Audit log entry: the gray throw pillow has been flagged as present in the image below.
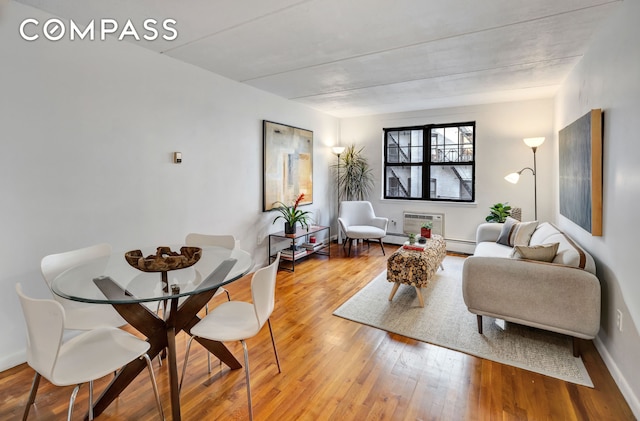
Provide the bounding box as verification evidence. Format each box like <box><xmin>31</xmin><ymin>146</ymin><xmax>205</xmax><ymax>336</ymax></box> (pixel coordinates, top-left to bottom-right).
<box><xmin>510</xmin><ymin>242</ymin><xmax>560</xmax><ymax>262</ymax></box>
<box><xmin>496</xmin><ymin>217</ymin><xmax>518</xmax><ymax>246</ymax></box>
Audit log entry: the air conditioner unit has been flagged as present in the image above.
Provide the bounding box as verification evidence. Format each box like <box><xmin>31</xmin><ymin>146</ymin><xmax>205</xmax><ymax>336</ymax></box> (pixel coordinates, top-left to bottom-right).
<box><xmin>403</xmin><ymin>212</ymin><xmax>444</xmax><ymax>237</ymax></box>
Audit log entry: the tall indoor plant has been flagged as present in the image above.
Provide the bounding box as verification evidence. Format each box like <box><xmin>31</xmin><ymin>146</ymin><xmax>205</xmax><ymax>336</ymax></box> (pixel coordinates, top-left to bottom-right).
<box><xmin>271</xmin><ymin>193</ymin><xmax>312</xmax><ymax>234</ymax></box>
<box><xmin>333</xmin><ymin>144</ymin><xmax>375</xmax><ymax>202</ymax></box>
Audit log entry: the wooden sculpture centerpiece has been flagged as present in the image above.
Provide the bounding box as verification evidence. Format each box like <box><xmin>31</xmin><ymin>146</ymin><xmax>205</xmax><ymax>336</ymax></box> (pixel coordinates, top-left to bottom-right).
<box><xmin>125</xmin><ymin>246</ymin><xmax>202</xmax><ymax>292</ymax></box>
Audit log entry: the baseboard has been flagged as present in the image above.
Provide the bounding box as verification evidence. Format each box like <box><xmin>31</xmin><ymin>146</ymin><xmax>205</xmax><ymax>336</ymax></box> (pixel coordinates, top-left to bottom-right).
<box><xmin>383</xmin><ymin>233</ymin><xmax>475</xmax><ymax>255</ymax></box>
<box><xmin>593</xmin><ymin>336</ymin><xmax>640</xmax><ymax>418</ymax></box>
<box><xmin>0</xmin><ymin>349</ymin><xmax>26</xmax><ymax>372</ymax></box>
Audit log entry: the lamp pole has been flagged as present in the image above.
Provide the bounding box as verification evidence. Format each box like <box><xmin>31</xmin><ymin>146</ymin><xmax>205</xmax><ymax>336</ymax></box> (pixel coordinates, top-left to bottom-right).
<box><xmin>532</xmin><ymin>146</ymin><xmax>538</xmax><ymax>221</ymax></box>
<box><xmin>504</xmin><ymin>137</ymin><xmax>544</xmax><ymax>221</ymax></box>
<box><xmin>332</xmin><ymin>146</ymin><xmax>345</xmax><ymax>243</ymax></box>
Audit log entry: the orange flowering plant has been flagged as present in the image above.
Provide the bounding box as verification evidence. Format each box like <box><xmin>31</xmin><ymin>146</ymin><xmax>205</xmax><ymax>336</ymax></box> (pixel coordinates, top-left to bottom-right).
<box><xmin>271</xmin><ymin>193</ymin><xmax>312</xmax><ymax>230</ymax></box>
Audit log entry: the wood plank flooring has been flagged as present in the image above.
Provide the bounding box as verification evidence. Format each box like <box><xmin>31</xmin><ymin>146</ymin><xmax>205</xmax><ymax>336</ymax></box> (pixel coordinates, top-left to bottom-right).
<box><xmin>0</xmin><ymin>242</ymin><xmax>634</xmax><ymax>420</ymax></box>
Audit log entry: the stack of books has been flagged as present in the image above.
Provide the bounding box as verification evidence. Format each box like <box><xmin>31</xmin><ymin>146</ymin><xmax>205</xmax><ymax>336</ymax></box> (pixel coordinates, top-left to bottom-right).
<box><xmin>300</xmin><ymin>242</ymin><xmax>325</xmax><ymax>252</ymax></box>
<box><xmin>402</xmin><ymin>241</ymin><xmax>427</xmax><ymax>251</ymax></box>
<box><xmin>280</xmin><ymin>247</ymin><xmax>307</xmax><ymax>260</ymax></box>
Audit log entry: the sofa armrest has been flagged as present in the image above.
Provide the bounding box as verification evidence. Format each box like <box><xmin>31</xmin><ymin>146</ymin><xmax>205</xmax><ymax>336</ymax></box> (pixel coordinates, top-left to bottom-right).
<box><xmin>476</xmin><ymin>223</ymin><xmax>503</xmax><ymax>243</ymax></box>
<box><xmin>462</xmin><ymin>256</ymin><xmax>601</xmax><ymax>339</ymax></box>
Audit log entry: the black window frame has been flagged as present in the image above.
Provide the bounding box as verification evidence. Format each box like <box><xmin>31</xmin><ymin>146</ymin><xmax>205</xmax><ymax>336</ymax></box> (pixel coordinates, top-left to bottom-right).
<box><xmin>383</xmin><ymin>121</ymin><xmax>475</xmax><ymax>202</ymax></box>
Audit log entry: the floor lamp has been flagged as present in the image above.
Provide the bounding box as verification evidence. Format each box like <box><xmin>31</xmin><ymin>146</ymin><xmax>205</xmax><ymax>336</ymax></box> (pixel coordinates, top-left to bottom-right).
<box><xmin>332</xmin><ymin>146</ymin><xmax>345</xmax><ymax>243</ymax></box>
<box><xmin>504</xmin><ymin>137</ymin><xmax>544</xmax><ymax>220</ymax></box>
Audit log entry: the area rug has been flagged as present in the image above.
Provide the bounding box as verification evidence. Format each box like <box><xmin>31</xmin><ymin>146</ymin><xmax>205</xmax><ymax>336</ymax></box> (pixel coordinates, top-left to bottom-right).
<box><xmin>333</xmin><ymin>255</ymin><xmax>593</xmax><ymax>387</ymax></box>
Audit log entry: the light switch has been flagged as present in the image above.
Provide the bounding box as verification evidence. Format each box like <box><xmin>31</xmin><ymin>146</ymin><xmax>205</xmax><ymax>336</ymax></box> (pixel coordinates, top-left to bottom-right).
<box><xmin>173</xmin><ymin>152</ymin><xmax>182</xmax><ymax>164</ymax></box>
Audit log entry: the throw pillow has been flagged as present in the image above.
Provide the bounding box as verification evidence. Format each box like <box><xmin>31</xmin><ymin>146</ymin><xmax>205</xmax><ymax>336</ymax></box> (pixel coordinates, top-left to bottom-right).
<box><xmin>510</xmin><ymin>242</ymin><xmax>560</xmax><ymax>262</ymax></box>
<box><xmin>509</xmin><ymin>220</ymin><xmax>538</xmax><ymax>246</ymax></box>
<box><xmin>496</xmin><ymin>217</ymin><xmax>538</xmax><ymax>246</ymax></box>
<box><xmin>496</xmin><ymin>216</ymin><xmax>518</xmax><ymax>246</ymax></box>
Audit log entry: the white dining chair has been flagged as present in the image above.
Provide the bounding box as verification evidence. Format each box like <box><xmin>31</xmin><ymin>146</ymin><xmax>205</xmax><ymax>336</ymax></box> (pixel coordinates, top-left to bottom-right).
<box><xmin>185</xmin><ymin>233</ymin><xmax>236</xmax><ymax>302</ymax></box>
<box><xmin>184</xmin><ymin>233</ymin><xmax>236</xmax><ymax>371</ymax></box>
<box><xmin>40</xmin><ymin>243</ymin><xmax>127</xmax><ymax>330</ymax></box>
<box><xmin>16</xmin><ymin>283</ymin><xmax>165</xmax><ymax>421</ymax></box>
<box><xmin>179</xmin><ymin>253</ymin><xmax>282</xmax><ymax>421</ymax></box>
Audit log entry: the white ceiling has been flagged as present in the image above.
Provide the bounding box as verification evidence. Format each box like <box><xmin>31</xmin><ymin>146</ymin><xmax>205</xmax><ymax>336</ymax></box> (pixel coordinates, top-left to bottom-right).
<box><xmin>17</xmin><ymin>0</ymin><xmax>622</xmax><ymax>117</ymax></box>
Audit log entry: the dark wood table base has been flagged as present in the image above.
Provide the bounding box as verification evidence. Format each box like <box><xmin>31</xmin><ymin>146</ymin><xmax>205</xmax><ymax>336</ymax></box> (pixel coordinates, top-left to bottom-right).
<box><xmin>90</xmin><ymin>259</ymin><xmax>240</xmax><ymax>421</ymax></box>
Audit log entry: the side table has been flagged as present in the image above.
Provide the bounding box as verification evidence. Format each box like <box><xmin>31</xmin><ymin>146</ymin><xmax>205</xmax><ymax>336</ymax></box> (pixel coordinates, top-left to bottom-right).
<box><xmin>268</xmin><ymin>225</ymin><xmax>330</xmax><ymax>271</ymax></box>
<box><xmin>387</xmin><ymin>234</ymin><xmax>446</xmax><ymax>307</ymax></box>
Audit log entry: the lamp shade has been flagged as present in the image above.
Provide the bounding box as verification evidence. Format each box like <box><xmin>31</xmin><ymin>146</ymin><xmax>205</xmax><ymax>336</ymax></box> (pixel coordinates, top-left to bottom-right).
<box><xmin>504</xmin><ymin>172</ymin><xmax>520</xmax><ymax>184</ymax></box>
<box><xmin>523</xmin><ymin>137</ymin><xmax>545</xmax><ymax>148</ymax></box>
<box><xmin>332</xmin><ymin>146</ymin><xmax>345</xmax><ymax>155</ymax></box>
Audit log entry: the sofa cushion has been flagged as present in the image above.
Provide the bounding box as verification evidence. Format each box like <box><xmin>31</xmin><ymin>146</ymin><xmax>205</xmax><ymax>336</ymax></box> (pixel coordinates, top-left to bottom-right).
<box><xmin>497</xmin><ymin>217</ymin><xmax>538</xmax><ymax>246</ymax></box>
<box><xmin>529</xmin><ymin>222</ymin><xmax>596</xmax><ymax>274</ymax></box>
<box><xmin>510</xmin><ymin>242</ymin><xmax>560</xmax><ymax>262</ymax></box>
<box><xmin>473</xmin><ymin>241</ymin><xmax>513</xmax><ymax>258</ymax></box>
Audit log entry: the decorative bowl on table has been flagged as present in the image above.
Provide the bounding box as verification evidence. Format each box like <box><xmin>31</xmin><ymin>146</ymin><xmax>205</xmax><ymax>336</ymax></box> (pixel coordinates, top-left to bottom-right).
<box><xmin>124</xmin><ymin>246</ymin><xmax>202</xmax><ymax>272</ymax></box>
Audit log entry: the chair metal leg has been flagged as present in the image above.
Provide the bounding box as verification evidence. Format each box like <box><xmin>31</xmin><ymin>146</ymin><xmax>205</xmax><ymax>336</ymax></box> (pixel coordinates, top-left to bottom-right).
<box><xmin>347</xmin><ymin>238</ymin><xmax>353</xmax><ymax>256</ymax></box>
<box><xmin>205</xmin><ymin>304</ymin><xmax>211</xmax><ymax>373</ymax></box>
<box><xmin>267</xmin><ymin>319</ymin><xmax>281</xmax><ymax>373</ymax></box>
<box><xmin>142</xmin><ymin>354</ymin><xmax>165</xmax><ymax>420</ymax></box>
<box><xmin>241</xmin><ymin>340</ymin><xmax>253</xmax><ymax>421</ymax></box>
<box><xmin>22</xmin><ymin>372</ymin><xmax>41</xmax><ymax>421</ymax></box>
<box><xmin>88</xmin><ymin>380</ymin><xmax>94</xmax><ymax>421</ymax></box>
<box><xmin>378</xmin><ymin>239</ymin><xmax>385</xmax><ymax>255</ymax></box>
<box><xmin>68</xmin><ymin>384</ymin><xmax>81</xmax><ymax>421</ymax></box>
<box><xmin>179</xmin><ymin>336</ymin><xmax>196</xmax><ymax>392</ymax></box>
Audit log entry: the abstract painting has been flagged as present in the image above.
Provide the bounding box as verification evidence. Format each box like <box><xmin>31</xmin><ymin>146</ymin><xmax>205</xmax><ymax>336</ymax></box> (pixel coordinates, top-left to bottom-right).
<box><xmin>559</xmin><ymin>109</ymin><xmax>603</xmax><ymax>236</ymax></box>
<box><xmin>263</xmin><ymin>120</ymin><xmax>313</xmax><ymax>211</ymax></box>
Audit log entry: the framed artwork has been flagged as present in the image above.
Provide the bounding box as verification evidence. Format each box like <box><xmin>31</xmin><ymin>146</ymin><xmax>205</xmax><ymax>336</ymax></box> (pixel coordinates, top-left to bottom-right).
<box><xmin>559</xmin><ymin>109</ymin><xmax>603</xmax><ymax>236</ymax></box>
<box><xmin>263</xmin><ymin>120</ymin><xmax>313</xmax><ymax>211</ymax></box>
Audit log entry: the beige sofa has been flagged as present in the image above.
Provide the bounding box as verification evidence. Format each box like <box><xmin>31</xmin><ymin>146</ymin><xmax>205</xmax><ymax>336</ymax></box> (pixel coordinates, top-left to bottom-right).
<box><xmin>461</xmin><ymin>222</ymin><xmax>601</xmax><ymax>356</ymax></box>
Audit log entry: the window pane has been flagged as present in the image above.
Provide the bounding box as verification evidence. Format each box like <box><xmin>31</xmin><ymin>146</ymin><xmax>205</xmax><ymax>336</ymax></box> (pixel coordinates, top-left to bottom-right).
<box><xmin>385</xmin><ymin>166</ymin><xmax>422</xmax><ymax>198</ymax></box>
<box><xmin>432</xmin><ymin>126</ymin><xmax>474</xmax><ymax>163</ymax></box>
<box><xmin>386</xmin><ymin>129</ymin><xmax>423</xmax><ymax>164</ymax></box>
<box><xmin>429</xmin><ymin>165</ymin><xmax>473</xmax><ymax>200</ymax></box>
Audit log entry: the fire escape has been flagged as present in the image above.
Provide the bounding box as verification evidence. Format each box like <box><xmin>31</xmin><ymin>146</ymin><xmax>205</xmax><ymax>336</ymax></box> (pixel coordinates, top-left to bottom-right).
<box><xmin>388</xmin><ymin>133</ymin><xmax>410</xmax><ymax>197</ymax></box>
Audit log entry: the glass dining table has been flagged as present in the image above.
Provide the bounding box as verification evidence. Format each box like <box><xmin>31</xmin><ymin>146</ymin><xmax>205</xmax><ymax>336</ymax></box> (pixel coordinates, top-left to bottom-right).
<box><xmin>51</xmin><ymin>245</ymin><xmax>253</xmax><ymax>421</ymax></box>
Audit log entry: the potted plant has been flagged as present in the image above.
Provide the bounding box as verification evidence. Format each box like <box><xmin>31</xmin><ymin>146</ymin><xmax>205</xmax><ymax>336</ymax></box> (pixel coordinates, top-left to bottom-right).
<box><xmin>407</xmin><ymin>233</ymin><xmax>417</xmax><ymax>245</ymax></box>
<box><xmin>485</xmin><ymin>202</ymin><xmax>512</xmax><ymax>223</ymax></box>
<box><xmin>420</xmin><ymin>221</ymin><xmax>433</xmax><ymax>238</ymax></box>
<box><xmin>271</xmin><ymin>193</ymin><xmax>312</xmax><ymax>235</ymax></box>
<box><xmin>333</xmin><ymin>144</ymin><xmax>375</xmax><ymax>201</ymax></box>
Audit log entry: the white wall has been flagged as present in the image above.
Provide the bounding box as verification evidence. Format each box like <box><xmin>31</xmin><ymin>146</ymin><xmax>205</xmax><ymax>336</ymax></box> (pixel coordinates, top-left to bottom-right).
<box><xmin>554</xmin><ymin>0</ymin><xmax>640</xmax><ymax>415</ymax></box>
<box><xmin>339</xmin><ymin>99</ymin><xmax>555</xmax><ymax>252</ymax></box>
<box><xmin>0</xmin><ymin>1</ymin><xmax>338</xmax><ymax>370</ymax></box>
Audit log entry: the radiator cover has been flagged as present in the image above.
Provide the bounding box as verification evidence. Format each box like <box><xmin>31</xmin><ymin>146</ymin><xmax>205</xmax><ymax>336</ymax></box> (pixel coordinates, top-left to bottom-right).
<box><xmin>403</xmin><ymin>212</ymin><xmax>444</xmax><ymax>237</ymax></box>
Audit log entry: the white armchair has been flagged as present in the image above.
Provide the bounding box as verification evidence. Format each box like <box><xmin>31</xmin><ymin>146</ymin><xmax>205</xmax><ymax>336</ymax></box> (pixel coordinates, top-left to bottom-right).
<box><xmin>338</xmin><ymin>201</ymin><xmax>389</xmax><ymax>256</ymax></box>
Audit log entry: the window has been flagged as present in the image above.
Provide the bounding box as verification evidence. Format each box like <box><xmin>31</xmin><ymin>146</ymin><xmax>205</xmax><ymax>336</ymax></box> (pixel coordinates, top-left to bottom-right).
<box><xmin>384</xmin><ymin>122</ymin><xmax>475</xmax><ymax>202</ymax></box>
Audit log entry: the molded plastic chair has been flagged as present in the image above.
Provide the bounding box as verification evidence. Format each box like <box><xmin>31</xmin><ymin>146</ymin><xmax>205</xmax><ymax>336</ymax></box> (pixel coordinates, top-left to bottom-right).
<box><xmin>338</xmin><ymin>201</ymin><xmax>389</xmax><ymax>256</ymax></box>
<box><xmin>184</xmin><ymin>233</ymin><xmax>236</xmax><ymax>371</ymax></box>
<box><xmin>179</xmin><ymin>253</ymin><xmax>282</xmax><ymax>421</ymax></box>
<box><xmin>16</xmin><ymin>283</ymin><xmax>164</xmax><ymax>421</ymax></box>
<box><xmin>185</xmin><ymin>233</ymin><xmax>235</xmax><ymax>302</ymax></box>
<box><xmin>40</xmin><ymin>243</ymin><xmax>127</xmax><ymax>330</ymax></box>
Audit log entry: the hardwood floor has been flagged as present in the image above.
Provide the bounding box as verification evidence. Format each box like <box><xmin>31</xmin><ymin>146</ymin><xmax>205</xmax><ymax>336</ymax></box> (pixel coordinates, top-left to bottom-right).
<box><xmin>1</xmin><ymin>242</ymin><xmax>634</xmax><ymax>420</ymax></box>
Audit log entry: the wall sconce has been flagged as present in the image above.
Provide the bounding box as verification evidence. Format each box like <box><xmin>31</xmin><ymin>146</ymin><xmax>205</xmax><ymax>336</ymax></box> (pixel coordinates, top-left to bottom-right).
<box><xmin>504</xmin><ymin>137</ymin><xmax>544</xmax><ymax>220</ymax></box>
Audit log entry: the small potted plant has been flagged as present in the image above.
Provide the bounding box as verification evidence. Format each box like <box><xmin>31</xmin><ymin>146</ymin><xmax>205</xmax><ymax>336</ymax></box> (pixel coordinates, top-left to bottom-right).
<box><xmin>420</xmin><ymin>221</ymin><xmax>433</xmax><ymax>238</ymax></box>
<box><xmin>271</xmin><ymin>193</ymin><xmax>312</xmax><ymax>235</ymax></box>
<box><xmin>407</xmin><ymin>233</ymin><xmax>417</xmax><ymax>245</ymax></box>
<box><xmin>485</xmin><ymin>202</ymin><xmax>512</xmax><ymax>223</ymax></box>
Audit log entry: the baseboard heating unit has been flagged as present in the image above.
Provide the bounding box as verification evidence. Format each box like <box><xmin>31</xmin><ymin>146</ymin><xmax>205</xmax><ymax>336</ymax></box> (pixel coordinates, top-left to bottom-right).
<box><xmin>402</xmin><ymin>211</ymin><xmax>444</xmax><ymax>237</ymax></box>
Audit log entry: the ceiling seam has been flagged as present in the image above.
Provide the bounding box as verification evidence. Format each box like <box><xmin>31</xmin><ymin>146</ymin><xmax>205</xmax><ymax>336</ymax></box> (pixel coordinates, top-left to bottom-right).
<box><xmin>238</xmin><ymin>1</ymin><xmax>620</xmax><ymax>83</ymax></box>
<box><xmin>286</xmin><ymin>55</ymin><xmax>584</xmax><ymax>100</ymax></box>
<box><xmin>160</xmin><ymin>0</ymin><xmax>315</xmax><ymax>54</ymax></box>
